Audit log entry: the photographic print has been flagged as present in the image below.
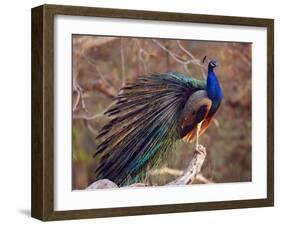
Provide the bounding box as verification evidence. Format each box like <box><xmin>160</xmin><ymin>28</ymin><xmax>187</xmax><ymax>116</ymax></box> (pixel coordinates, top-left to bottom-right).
<box><xmin>31</xmin><ymin>4</ymin><xmax>273</xmax><ymax>220</ymax></box>
<box><xmin>72</xmin><ymin>36</ymin><xmax>252</xmax><ymax>190</ymax></box>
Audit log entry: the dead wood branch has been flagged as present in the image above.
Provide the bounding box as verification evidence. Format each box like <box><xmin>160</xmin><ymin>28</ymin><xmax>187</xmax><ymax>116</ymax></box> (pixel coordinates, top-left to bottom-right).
<box><xmin>168</xmin><ymin>145</ymin><xmax>207</xmax><ymax>185</ymax></box>
<box><xmin>148</xmin><ymin>166</ymin><xmax>182</xmax><ymax>177</ymax></box>
<box><xmin>148</xmin><ymin>167</ymin><xmax>213</xmax><ymax>184</ymax></box>
<box><xmin>195</xmin><ymin>173</ymin><xmax>213</xmax><ymax>184</ymax></box>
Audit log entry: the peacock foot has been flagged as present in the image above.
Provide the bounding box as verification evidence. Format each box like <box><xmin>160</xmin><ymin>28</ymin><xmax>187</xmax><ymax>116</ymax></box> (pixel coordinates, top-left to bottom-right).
<box><xmin>195</xmin><ymin>144</ymin><xmax>207</xmax><ymax>157</ymax></box>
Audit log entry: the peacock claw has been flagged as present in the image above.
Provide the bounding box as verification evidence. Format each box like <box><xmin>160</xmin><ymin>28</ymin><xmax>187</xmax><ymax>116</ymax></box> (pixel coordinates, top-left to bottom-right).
<box><xmin>195</xmin><ymin>144</ymin><xmax>207</xmax><ymax>157</ymax></box>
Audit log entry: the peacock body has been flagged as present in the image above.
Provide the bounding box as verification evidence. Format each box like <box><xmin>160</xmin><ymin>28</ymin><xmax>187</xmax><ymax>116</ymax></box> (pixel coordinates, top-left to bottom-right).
<box><xmin>94</xmin><ymin>60</ymin><xmax>223</xmax><ymax>186</ymax></box>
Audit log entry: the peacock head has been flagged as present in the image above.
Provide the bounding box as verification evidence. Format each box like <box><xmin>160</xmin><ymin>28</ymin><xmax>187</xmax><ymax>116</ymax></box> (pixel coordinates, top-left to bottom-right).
<box><xmin>202</xmin><ymin>56</ymin><xmax>218</xmax><ymax>71</ymax></box>
<box><xmin>208</xmin><ymin>60</ymin><xmax>217</xmax><ymax>70</ymax></box>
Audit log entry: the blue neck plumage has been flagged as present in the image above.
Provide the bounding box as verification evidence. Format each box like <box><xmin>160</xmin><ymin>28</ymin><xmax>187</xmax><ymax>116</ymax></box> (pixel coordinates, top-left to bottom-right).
<box><xmin>206</xmin><ymin>67</ymin><xmax>223</xmax><ymax>107</ymax></box>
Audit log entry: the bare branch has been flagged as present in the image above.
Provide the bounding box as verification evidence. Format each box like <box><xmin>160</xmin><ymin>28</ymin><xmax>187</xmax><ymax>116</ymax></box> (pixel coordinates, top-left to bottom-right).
<box><xmin>148</xmin><ymin>166</ymin><xmax>182</xmax><ymax>177</ymax></box>
<box><xmin>152</xmin><ymin>39</ymin><xmax>189</xmax><ymax>65</ymax></box>
<box><xmin>73</xmin><ymin>101</ymin><xmax>115</xmax><ymax>120</ymax></box>
<box><xmin>152</xmin><ymin>39</ymin><xmax>207</xmax><ymax>77</ymax></box>
<box><xmin>195</xmin><ymin>173</ymin><xmax>213</xmax><ymax>184</ymax></box>
<box><xmin>73</xmin><ymin>88</ymin><xmax>81</xmax><ymax>112</ymax></box>
<box><xmin>73</xmin><ymin>79</ymin><xmax>86</xmax><ymax>111</ymax></box>
<box><xmin>176</xmin><ymin>40</ymin><xmax>207</xmax><ymax>78</ymax></box>
<box><xmin>149</xmin><ymin>166</ymin><xmax>213</xmax><ymax>184</ymax></box>
<box><xmin>134</xmin><ymin>39</ymin><xmax>148</xmax><ymax>74</ymax></box>
<box><xmin>176</xmin><ymin>40</ymin><xmax>196</xmax><ymax>59</ymax></box>
<box><xmin>168</xmin><ymin>145</ymin><xmax>207</xmax><ymax>185</ymax></box>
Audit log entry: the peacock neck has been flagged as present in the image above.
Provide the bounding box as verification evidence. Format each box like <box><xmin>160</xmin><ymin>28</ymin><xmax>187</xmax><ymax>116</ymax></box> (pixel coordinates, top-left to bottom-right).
<box><xmin>206</xmin><ymin>68</ymin><xmax>223</xmax><ymax>105</ymax></box>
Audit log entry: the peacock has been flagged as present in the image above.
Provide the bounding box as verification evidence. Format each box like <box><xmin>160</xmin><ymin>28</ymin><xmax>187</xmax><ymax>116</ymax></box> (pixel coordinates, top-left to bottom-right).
<box><xmin>94</xmin><ymin>59</ymin><xmax>223</xmax><ymax>186</ymax></box>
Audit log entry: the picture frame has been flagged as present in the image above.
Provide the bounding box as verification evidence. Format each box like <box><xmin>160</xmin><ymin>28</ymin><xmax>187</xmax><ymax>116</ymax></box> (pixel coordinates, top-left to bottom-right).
<box><xmin>31</xmin><ymin>4</ymin><xmax>274</xmax><ymax>221</ymax></box>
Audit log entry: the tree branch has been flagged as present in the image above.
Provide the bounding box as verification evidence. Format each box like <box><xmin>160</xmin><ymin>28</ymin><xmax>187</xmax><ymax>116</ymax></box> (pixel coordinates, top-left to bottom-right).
<box><xmin>168</xmin><ymin>145</ymin><xmax>207</xmax><ymax>185</ymax></box>
<box><xmin>152</xmin><ymin>39</ymin><xmax>207</xmax><ymax>78</ymax></box>
<box><xmin>134</xmin><ymin>39</ymin><xmax>149</xmax><ymax>74</ymax></box>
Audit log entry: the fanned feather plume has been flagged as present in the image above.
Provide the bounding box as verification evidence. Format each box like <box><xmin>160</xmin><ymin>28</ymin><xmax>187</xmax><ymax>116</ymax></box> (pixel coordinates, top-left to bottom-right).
<box><xmin>94</xmin><ymin>72</ymin><xmax>206</xmax><ymax>186</ymax></box>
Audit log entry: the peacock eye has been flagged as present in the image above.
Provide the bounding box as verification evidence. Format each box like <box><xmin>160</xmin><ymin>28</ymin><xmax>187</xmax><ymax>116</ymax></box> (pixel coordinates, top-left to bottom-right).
<box><xmin>210</xmin><ymin>60</ymin><xmax>217</xmax><ymax>68</ymax></box>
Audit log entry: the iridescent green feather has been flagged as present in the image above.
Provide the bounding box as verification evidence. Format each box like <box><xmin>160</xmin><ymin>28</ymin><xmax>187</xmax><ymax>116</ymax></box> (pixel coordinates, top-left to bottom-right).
<box><xmin>94</xmin><ymin>72</ymin><xmax>206</xmax><ymax>186</ymax></box>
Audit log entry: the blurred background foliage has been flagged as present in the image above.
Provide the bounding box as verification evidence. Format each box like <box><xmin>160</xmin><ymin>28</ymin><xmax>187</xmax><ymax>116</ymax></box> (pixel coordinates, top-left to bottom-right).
<box><xmin>72</xmin><ymin>35</ymin><xmax>252</xmax><ymax>189</ymax></box>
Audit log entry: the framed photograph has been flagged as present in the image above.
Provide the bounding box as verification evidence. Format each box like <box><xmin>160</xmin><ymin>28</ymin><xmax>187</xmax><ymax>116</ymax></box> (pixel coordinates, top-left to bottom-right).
<box><xmin>31</xmin><ymin>4</ymin><xmax>274</xmax><ymax>221</ymax></box>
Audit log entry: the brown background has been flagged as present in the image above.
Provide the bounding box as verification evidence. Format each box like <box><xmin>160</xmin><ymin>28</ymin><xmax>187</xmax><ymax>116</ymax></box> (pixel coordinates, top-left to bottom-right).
<box><xmin>72</xmin><ymin>36</ymin><xmax>252</xmax><ymax>189</ymax></box>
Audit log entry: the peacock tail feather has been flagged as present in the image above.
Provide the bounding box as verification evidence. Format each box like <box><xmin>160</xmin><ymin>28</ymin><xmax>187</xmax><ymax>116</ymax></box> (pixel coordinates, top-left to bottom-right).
<box><xmin>94</xmin><ymin>72</ymin><xmax>206</xmax><ymax>186</ymax></box>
